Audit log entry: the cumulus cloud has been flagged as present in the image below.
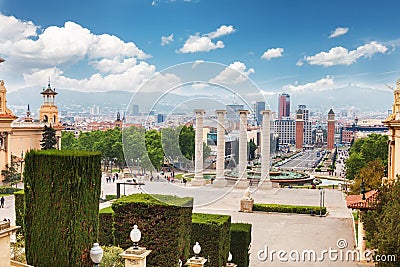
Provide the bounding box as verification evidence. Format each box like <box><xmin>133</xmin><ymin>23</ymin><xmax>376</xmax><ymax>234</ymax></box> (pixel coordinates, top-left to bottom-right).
<box><xmin>161</xmin><ymin>33</ymin><xmax>174</xmax><ymax>46</ymax></box>
<box><xmin>329</xmin><ymin>27</ymin><xmax>349</xmax><ymax>38</ymax></box>
<box><xmin>0</xmin><ymin>13</ymin><xmax>156</xmax><ymax>92</ymax></box>
<box><xmin>305</xmin><ymin>41</ymin><xmax>388</xmax><ymax>67</ymax></box>
<box><xmin>178</xmin><ymin>25</ymin><xmax>235</xmax><ymax>53</ymax></box>
<box><xmin>261</xmin><ymin>47</ymin><xmax>284</xmax><ymax>60</ymax></box>
<box><xmin>209</xmin><ymin>61</ymin><xmax>254</xmax><ymax>85</ymax></box>
<box><xmin>282</xmin><ymin>76</ymin><xmax>335</xmax><ymax>92</ymax></box>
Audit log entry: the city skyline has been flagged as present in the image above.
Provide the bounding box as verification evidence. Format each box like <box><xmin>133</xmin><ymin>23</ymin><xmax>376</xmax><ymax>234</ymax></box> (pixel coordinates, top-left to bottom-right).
<box><xmin>0</xmin><ymin>0</ymin><xmax>399</xmax><ymax>109</ymax></box>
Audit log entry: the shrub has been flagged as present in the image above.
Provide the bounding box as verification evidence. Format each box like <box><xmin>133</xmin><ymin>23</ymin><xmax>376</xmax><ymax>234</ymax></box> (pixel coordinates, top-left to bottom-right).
<box><xmin>100</xmin><ymin>246</ymin><xmax>124</xmax><ymax>267</ymax></box>
<box><xmin>230</xmin><ymin>223</ymin><xmax>251</xmax><ymax>267</ymax></box>
<box><xmin>105</xmin><ymin>195</ymin><xmax>117</xmax><ymax>201</ymax></box>
<box><xmin>191</xmin><ymin>213</ymin><xmax>231</xmax><ymax>267</ymax></box>
<box><xmin>24</xmin><ymin>150</ymin><xmax>102</xmax><ymax>267</ymax></box>
<box><xmin>253</xmin><ymin>203</ymin><xmax>327</xmax><ymax>215</ymax></box>
<box><xmin>14</xmin><ymin>190</ymin><xmax>24</xmax><ymax>234</ymax></box>
<box><xmin>99</xmin><ymin>207</ymin><xmax>114</xmax><ymax>246</ymax></box>
<box><xmin>112</xmin><ymin>194</ymin><xmax>193</xmax><ymax>267</ymax></box>
<box><xmin>0</xmin><ymin>186</ymin><xmax>22</xmax><ymax>195</ymax></box>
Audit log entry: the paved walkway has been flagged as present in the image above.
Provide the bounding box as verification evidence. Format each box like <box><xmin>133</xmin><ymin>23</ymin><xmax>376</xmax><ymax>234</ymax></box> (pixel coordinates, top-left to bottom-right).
<box><xmin>1</xmin><ymin>176</ymin><xmax>367</xmax><ymax>266</ymax></box>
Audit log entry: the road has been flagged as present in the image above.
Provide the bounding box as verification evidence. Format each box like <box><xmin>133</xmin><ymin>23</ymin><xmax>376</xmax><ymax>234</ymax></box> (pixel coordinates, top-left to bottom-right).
<box><xmin>278</xmin><ymin>150</ymin><xmax>322</xmax><ymax>171</ymax></box>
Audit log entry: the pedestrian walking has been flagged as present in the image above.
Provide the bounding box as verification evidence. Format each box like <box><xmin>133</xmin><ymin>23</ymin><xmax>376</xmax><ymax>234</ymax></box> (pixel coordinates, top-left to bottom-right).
<box><xmin>0</xmin><ymin>196</ymin><xmax>4</xmax><ymax>208</ymax></box>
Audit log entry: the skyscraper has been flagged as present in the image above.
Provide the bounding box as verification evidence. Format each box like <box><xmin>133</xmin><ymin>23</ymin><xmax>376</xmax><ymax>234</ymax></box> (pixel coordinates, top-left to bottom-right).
<box><xmin>278</xmin><ymin>93</ymin><xmax>290</xmax><ymax>120</ymax></box>
<box><xmin>255</xmin><ymin>101</ymin><xmax>265</xmax><ymax>125</ymax></box>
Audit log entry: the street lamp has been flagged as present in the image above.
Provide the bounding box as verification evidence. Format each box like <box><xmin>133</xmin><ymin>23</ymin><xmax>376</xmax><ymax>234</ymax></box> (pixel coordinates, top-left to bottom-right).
<box><xmin>90</xmin><ymin>243</ymin><xmax>103</xmax><ymax>267</ymax></box>
<box><xmin>360</xmin><ymin>180</ymin><xmax>366</xmax><ymax>200</ymax></box>
<box><xmin>130</xmin><ymin>224</ymin><xmax>141</xmax><ymax>249</ymax></box>
<box><xmin>228</xmin><ymin>251</ymin><xmax>232</xmax><ymax>262</ymax></box>
<box><xmin>193</xmin><ymin>242</ymin><xmax>201</xmax><ymax>259</ymax></box>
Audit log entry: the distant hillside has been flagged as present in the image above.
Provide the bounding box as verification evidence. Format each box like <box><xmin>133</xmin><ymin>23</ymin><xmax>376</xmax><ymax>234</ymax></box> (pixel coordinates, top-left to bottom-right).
<box><xmin>7</xmin><ymin>85</ymin><xmax>393</xmax><ymax>114</ymax></box>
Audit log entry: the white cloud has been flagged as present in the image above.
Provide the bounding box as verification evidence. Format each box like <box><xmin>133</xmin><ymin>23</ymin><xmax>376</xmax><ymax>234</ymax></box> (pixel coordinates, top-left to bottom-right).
<box><xmin>161</xmin><ymin>33</ymin><xmax>174</xmax><ymax>46</ymax></box>
<box><xmin>329</xmin><ymin>27</ymin><xmax>349</xmax><ymax>38</ymax></box>
<box><xmin>0</xmin><ymin>13</ymin><xmax>155</xmax><ymax>92</ymax></box>
<box><xmin>261</xmin><ymin>48</ymin><xmax>284</xmax><ymax>60</ymax></box>
<box><xmin>296</xmin><ymin>58</ymin><xmax>304</xmax><ymax>67</ymax></box>
<box><xmin>0</xmin><ymin>13</ymin><xmax>38</xmax><ymax>42</ymax></box>
<box><xmin>282</xmin><ymin>76</ymin><xmax>335</xmax><ymax>92</ymax></box>
<box><xmin>305</xmin><ymin>41</ymin><xmax>388</xmax><ymax>67</ymax></box>
<box><xmin>178</xmin><ymin>25</ymin><xmax>235</xmax><ymax>53</ymax></box>
<box><xmin>209</xmin><ymin>61</ymin><xmax>254</xmax><ymax>85</ymax></box>
<box><xmin>207</xmin><ymin>25</ymin><xmax>235</xmax><ymax>39</ymax></box>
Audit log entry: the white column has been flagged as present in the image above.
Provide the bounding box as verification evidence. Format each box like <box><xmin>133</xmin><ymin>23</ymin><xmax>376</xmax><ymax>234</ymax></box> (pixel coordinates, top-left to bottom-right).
<box><xmin>192</xmin><ymin>109</ymin><xmax>206</xmax><ymax>186</ymax></box>
<box><xmin>236</xmin><ymin>110</ymin><xmax>250</xmax><ymax>188</ymax></box>
<box><xmin>260</xmin><ymin>110</ymin><xmax>273</xmax><ymax>189</ymax></box>
<box><xmin>358</xmin><ymin>210</ymin><xmax>366</xmax><ymax>259</ymax></box>
<box><xmin>214</xmin><ymin>110</ymin><xmax>227</xmax><ymax>187</ymax></box>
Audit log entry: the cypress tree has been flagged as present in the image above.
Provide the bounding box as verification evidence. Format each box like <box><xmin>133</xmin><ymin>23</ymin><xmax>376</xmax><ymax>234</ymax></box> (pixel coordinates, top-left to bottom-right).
<box><xmin>40</xmin><ymin>125</ymin><xmax>57</xmax><ymax>150</ymax></box>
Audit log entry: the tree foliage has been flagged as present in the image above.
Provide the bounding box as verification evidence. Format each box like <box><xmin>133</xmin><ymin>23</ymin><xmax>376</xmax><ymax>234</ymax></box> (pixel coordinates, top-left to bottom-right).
<box><xmin>1</xmin><ymin>155</ymin><xmax>22</xmax><ymax>184</ymax></box>
<box><xmin>61</xmin><ymin>125</ymin><xmax>211</xmax><ymax>173</ymax></box>
<box><xmin>351</xmin><ymin>159</ymin><xmax>385</xmax><ymax>194</ymax></box>
<box><xmin>363</xmin><ymin>181</ymin><xmax>400</xmax><ymax>266</ymax></box>
<box><xmin>345</xmin><ymin>134</ymin><xmax>388</xmax><ymax>180</ymax></box>
<box><xmin>40</xmin><ymin>125</ymin><xmax>57</xmax><ymax>150</ymax></box>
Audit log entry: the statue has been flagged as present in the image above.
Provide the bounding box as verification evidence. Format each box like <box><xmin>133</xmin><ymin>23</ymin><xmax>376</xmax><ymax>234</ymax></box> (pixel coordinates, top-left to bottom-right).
<box><xmin>244</xmin><ymin>187</ymin><xmax>252</xmax><ymax>200</ymax></box>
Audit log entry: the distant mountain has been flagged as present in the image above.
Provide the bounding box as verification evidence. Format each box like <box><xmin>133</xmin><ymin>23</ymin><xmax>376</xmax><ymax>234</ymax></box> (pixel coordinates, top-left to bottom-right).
<box><xmin>7</xmin><ymin>85</ymin><xmax>393</xmax><ymax>114</ymax></box>
<box><xmin>290</xmin><ymin>85</ymin><xmax>392</xmax><ymax>111</ymax></box>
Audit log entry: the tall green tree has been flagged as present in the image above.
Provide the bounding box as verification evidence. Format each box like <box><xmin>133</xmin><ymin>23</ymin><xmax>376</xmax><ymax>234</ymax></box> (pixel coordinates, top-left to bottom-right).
<box><xmin>145</xmin><ymin>130</ymin><xmax>164</xmax><ymax>172</ymax></box>
<box><xmin>351</xmin><ymin>159</ymin><xmax>385</xmax><ymax>193</ymax></box>
<box><xmin>345</xmin><ymin>134</ymin><xmax>388</xmax><ymax>180</ymax></box>
<box><xmin>363</xmin><ymin>181</ymin><xmax>400</xmax><ymax>266</ymax></box>
<box><xmin>179</xmin><ymin>125</ymin><xmax>195</xmax><ymax>160</ymax></box>
<box><xmin>40</xmin><ymin>125</ymin><xmax>57</xmax><ymax>150</ymax></box>
<box><xmin>61</xmin><ymin>131</ymin><xmax>77</xmax><ymax>150</ymax></box>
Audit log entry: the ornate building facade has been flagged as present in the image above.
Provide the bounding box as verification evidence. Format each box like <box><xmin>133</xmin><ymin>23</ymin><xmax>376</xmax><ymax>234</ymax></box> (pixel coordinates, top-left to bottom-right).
<box><xmin>0</xmin><ymin>80</ymin><xmax>62</xmax><ymax>177</ymax></box>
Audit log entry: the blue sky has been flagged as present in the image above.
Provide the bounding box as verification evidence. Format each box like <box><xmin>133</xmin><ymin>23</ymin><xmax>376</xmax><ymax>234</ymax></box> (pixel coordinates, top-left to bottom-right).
<box><xmin>0</xmin><ymin>0</ymin><xmax>399</xmax><ymax>98</ymax></box>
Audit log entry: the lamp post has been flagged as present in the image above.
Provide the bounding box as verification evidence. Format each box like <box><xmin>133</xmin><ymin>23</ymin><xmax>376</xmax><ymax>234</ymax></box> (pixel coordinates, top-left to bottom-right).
<box><xmin>360</xmin><ymin>180</ymin><xmax>366</xmax><ymax>200</ymax></box>
<box><xmin>193</xmin><ymin>242</ymin><xmax>201</xmax><ymax>259</ymax></box>
<box><xmin>186</xmin><ymin>242</ymin><xmax>207</xmax><ymax>267</ymax></box>
<box><xmin>130</xmin><ymin>224</ymin><xmax>141</xmax><ymax>249</ymax></box>
<box><xmin>90</xmin><ymin>243</ymin><xmax>103</xmax><ymax>267</ymax></box>
<box><xmin>120</xmin><ymin>224</ymin><xmax>151</xmax><ymax>267</ymax></box>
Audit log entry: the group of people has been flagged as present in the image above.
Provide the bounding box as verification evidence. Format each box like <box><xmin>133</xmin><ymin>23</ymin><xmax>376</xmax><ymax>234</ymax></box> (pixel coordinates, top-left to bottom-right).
<box><xmin>106</xmin><ymin>173</ymin><xmax>119</xmax><ymax>183</ymax></box>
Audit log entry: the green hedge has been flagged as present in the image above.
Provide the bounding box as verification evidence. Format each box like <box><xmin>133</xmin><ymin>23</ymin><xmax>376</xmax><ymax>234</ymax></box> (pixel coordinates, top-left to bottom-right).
<box><xmin>230</xmin><ymin>223</ymin><xmax>251</xmax><ymax>267</ymax></box>
<box><xmin>14</xmin><ymin>190</ymin><xmax>24</xmax><ymax>234</ymax></box>
<box><xmin>24</xmin><ymin>150</ymin><xmax>102</xmax><ymax>267</ymax></box>
<box><xmin>253</xmin><ymin>203</ymin><xmax>327</xmax><ymax>215</ymax></box>
<box><xmin>99</xmin><ymin>207</ymin><xmax>114</xmax><ymax>246</ymax></box>
<box><xmin>0</xmin><ymin>186</ymin><xmax>22</xmax><ymax>195</ymax></box>
<box><xmin>105</xmin><ymin>194</ymin><xmax>117</xmax><ymax>201</ymax></box>
<box><xmin>191</xmin><ymin>213</ymin><xmax>231</xmax><ymax>267</ymax></box>
<box><xmin>112</xmin><ymin>194</ymin><xmax>193</xmax><ymax>267</ymax></box>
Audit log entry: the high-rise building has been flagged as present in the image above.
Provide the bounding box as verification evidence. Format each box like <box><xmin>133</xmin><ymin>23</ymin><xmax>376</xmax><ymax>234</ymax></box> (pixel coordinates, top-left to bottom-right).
<box><xmin>226</xmin><ymin>104</ymin><xmax>244</xmax><ymax>130</ymax></box>
<box><xmin>255</xmin><ymin>101</ymin><xmax>265</xmax><ymax>125</ymax></box>
<box><xmin>327</xmin><ymin>109</ymin><xmax>335</xmax><ymax>150</ymax></box>
<box><xmin>130</xmin><ymin>104</ymin><xmax>139</xmax><ymax>116</ymax></box>
<box><xmin>278</xmin><ymin>93</ymin><xmax>290</xmax><ymax>120</ymax></box>
<box><xmin>273</xmin><ymin>118</ymin><xmax>295</xmax><ymax>145</ymax></box>
<box><xmin>298</xmin><ymin>105</ymin><xmax>312</xmax><ymax>145</ymax></box>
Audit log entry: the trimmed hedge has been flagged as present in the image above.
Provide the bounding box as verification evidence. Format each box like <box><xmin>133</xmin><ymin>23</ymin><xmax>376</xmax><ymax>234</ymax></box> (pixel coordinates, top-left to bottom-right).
<box><xmin>112</xmin><ymin>194</ymin><xmax>193</xmax><ymax>267</ymax></box>
<box><xmin>99</xmin><ymin>207</ymin><xmax>114</xmax><ymax>246</ymax></box>
<box><xmin>24</xmin><ymin>150</ymin><xmax>102</xmax><ymax>267</ymax></box>
<box><xmin>14</xmin><ymin>190</ymin><xmax>24</xmax><ymax>234</ymax></box>
<box><xmin>0</xmin><ymin>186</ymin><xmax>22</xmax><ymax>195</ymax></box>
<box><xmin>253</xmin><ymin>203</ymin><xmax>327</xmax><ymax>215</ymax></box>
<box><xmin>191</xmin><ymin>213</ymin><xmax>231</xmax><ymax>267</ymax></box>
<box><xmin>230</xmin><ymin>223</ymin><xmax>251</xmax><ymax>267</ymax></box>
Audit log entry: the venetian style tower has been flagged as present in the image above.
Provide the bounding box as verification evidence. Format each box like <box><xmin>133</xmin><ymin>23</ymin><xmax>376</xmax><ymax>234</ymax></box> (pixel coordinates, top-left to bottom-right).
<box><xmin>327</xmin><ymin>109</ymin><xmax>335</xmax><ymax>150</ymax></box>
<box><xmin>383</xmin><ymin>79</ymin><xmax>400</xmax><ymax>181</ymax></box>
<box><xmin>295</xmin><ymin>109</ymin><xmax>304</xmax><ymax>149</ymax></box>
<box><xmin>39</xmin><ymin>80</ymin><xmax>59</xmax><ymax>125</ymax></box>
